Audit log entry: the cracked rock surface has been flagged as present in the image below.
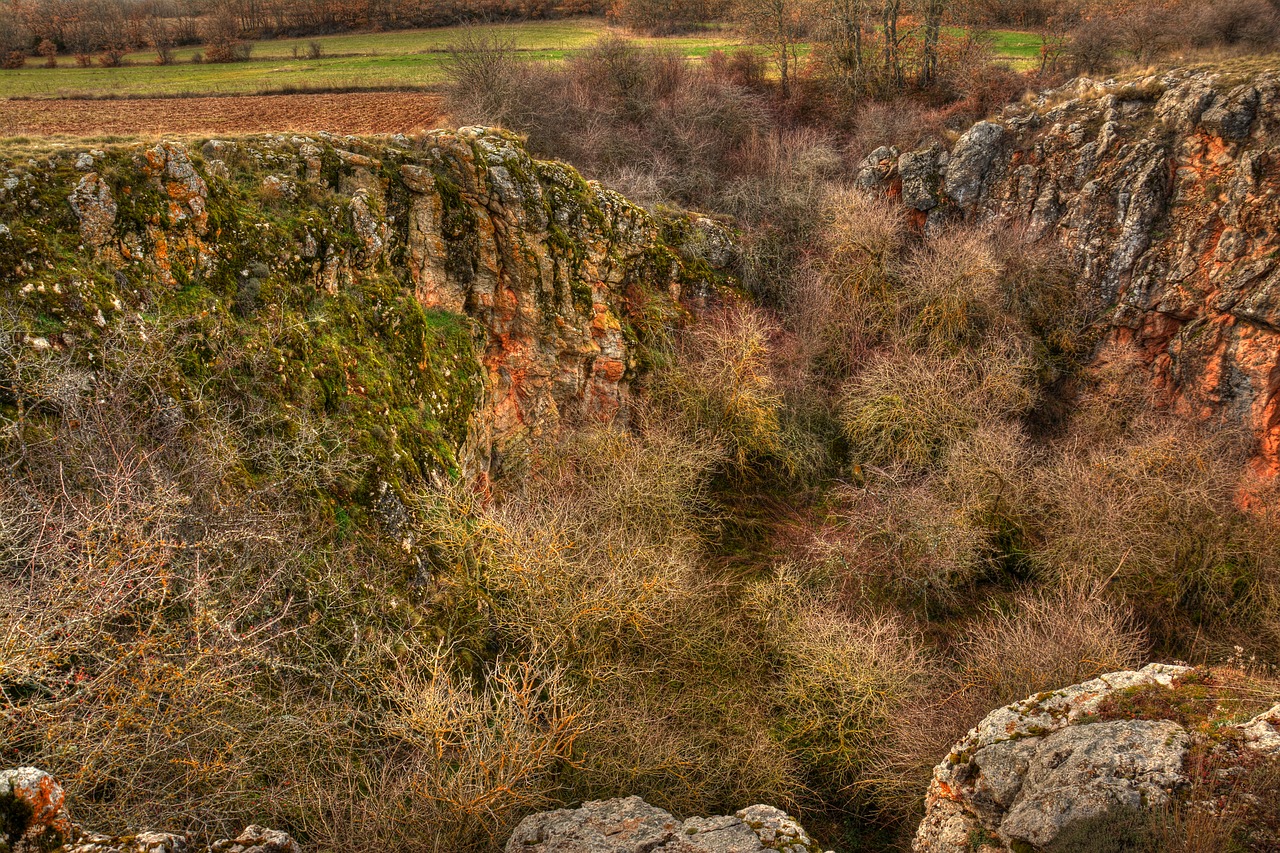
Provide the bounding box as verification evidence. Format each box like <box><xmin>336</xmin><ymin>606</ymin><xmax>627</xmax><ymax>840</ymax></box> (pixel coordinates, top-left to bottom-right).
<box><xmin>504</xmin><ymin>796</ymin><xmax>830</xmax><ymax>853</ymax></box>
<box><xmin>912</xmin><ymin>664</ymin><xmax>1280</xmax><ymax>852</ymax></box>
<box><xmin>859</xmin><ymin>65</ymin><xmax>1280</xmax><ymax>476</ymax></box>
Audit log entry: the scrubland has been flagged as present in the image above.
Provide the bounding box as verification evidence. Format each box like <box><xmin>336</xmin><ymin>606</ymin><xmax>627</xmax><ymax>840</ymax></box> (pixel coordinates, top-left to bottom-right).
<box><xmin>4</xmin><ymin>10</ymin><xmax>1280</xmax><ymax>853</ymax></box>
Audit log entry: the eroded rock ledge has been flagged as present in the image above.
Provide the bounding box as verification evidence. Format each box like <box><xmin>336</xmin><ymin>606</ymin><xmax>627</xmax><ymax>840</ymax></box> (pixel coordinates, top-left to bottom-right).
<box><xmin>912</xmin><ymin>664</ymin><xmax>1280</xmax><ymax>852</ymax></box>
<box><xmin>858</xmin><ymin>65</ymin><xmax>1280</xmax><ymax>475</ymax></box>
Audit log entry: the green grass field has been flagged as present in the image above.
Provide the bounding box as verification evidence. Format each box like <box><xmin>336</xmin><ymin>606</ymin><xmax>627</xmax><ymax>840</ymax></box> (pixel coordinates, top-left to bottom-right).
<box><xmin>0</xmin><ymin>17</ymin><xmax>1039</xmax><ymax>100</ymax></box>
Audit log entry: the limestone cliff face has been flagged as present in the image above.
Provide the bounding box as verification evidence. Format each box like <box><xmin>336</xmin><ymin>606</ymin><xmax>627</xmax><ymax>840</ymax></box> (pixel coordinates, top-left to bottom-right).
<box><xmin>857</xmin><ymin>65</ymin><xmax>1280</xmax><ymax>475</ymax></box>
<box><xmin>0</xmin><ymin>129</ymin><xmax>730</xmax><ymax>484</ymax></box>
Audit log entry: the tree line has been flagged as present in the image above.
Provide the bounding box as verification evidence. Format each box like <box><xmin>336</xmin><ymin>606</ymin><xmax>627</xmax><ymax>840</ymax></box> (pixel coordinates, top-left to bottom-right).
<box><xmin>0</xmin><ymin>0</ymin><xmax>605</xmax><ymax>65</ymax></box>
<box><xmin>619</xmin><ymin>0</ymin><xmax>1280</xmax><ymax>93</ymax></box>
<box><xmin>1</xmin><ymin>0</ymin><xmax>1277</xmax><ymax>70</ymax></box>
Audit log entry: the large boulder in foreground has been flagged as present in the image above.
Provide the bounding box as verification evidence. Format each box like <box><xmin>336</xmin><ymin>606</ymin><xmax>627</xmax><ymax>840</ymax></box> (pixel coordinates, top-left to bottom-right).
<box><xmin>505</xmin><ymin>796</ymin><xmax>829</xmax><ymax>853</ymax></box>
<box><xmin>913</xmin><ymin>664</ymin><xmax>1280</xmax><ymax>852</ymax></box>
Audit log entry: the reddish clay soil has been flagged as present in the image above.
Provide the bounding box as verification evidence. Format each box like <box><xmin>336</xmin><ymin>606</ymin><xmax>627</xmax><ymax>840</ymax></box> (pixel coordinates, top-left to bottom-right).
<box><xmin>0</xmin><ymin>92</ymin><xmax>447</xmax><ymax>137</ymax></box>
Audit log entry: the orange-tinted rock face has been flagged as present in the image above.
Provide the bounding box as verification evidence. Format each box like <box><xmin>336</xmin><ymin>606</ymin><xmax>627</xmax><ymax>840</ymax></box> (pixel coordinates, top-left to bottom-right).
<box><xmin>388</xmin><ymin>128</ymin><xmax>728</xmax><ymax>475</ymax></box>
<box><xmin>54</xmin><ymin>129</ymin><xmax>734</xmax><ymax>480</ymax></box>
<box><xmin>860</xmin><ymin>67</ymin><xmax>1280</xmax><ymax>475</ymax></box>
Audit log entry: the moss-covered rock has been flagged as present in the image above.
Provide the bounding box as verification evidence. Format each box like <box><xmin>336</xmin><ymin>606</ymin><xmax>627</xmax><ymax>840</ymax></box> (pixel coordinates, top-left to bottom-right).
<box><xmin>0</xmin><ymin>129</ymin><xmax>735</xmax><ymax>494</ymax></box>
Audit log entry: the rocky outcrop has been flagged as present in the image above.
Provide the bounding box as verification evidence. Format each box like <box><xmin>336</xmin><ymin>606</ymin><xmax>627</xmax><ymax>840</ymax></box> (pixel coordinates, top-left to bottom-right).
<box><xmin>505</xmin><ymin>797</ymin><xmax>829</xmax><ymax>853</ymax></box>
<box><xmin>859</xmin><ymin>66</ymin><xmax>1280</xmax><ymax>475</ymax></box>
<box><xmin>0</xmin><ymin>768</ymin><xmax>300</xmax><ymax>853</ymax></box>
<box><xmin>1</xmin><ymin>767</ymin><xmax>72</xmax><ymax>853</ymax></box>
<box><xmin>0</xmin><ymin>129</ymin><xmax>733</xmax><ymax>483</ymax></box>
<box><xmin>913</xmin><ymin>665</ymin><xmax>1280</xmax><ymax>852</ymax></box>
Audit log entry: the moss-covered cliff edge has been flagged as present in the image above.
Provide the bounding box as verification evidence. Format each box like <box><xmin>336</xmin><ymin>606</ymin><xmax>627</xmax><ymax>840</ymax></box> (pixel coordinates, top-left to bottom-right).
<box><xmin>0</xmin><ymin>128</ymin><xmax>733</xmax><ymax>499</ymax></box>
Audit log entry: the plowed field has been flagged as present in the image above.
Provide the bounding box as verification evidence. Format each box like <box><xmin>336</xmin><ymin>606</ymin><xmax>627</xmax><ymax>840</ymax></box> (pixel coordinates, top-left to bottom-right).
<box><xmin>0</xmin><ymin>92</ymin><xmax>445</xmax><ymax>137</ymax></box>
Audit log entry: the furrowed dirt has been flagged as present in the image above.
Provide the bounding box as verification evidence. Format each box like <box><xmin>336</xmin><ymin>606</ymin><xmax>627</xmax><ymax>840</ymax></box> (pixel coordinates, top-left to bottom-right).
<box><xmin>0</xmin><ymin>92</ymin><xmax>446</xmax><ymax>137</ymax></box>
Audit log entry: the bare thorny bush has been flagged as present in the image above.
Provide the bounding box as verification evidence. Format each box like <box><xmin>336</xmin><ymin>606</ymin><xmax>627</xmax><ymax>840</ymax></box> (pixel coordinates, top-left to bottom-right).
<box><xmin>0</xmin><ymin>317</ymin><xmax>603</xmax><ymax>850</ymax></box>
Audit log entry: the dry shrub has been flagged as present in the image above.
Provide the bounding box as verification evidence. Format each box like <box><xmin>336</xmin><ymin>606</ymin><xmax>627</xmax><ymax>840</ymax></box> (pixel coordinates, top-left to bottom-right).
<box><xmin>831</xmin><ymin>223</ymin><xmax>1080</xmax><ymax>475</ymax></box>
<box><xmin>411</xmin><ymin>425</ymin><xmax>805</xmax><ymax>817</ymax></box>
<box><xmin>655</xmin><ymin>306</ymin><xmax>787</xmax><ymax>475</ymax></box>
<box><xmin>846</xmin><ymin>98</ymin><xmax>946</xmax><ymax>157</ymax></box>
<box><xmin>857</xmin><ymin>482</ymin><xmax>994</xmax><ymax>612</ymax></box>
<box><xmin>1192</xmin><ymin>0</ymin><xmax>1280</xmax><ymax>49</ymax></box>
<box><xmin>900</xmin><ymin>229</ymin><xmax>1005</xmax><ymax>351</ymax></box>
<box><xmin>1033</xmin><ymin>417</ymin><xmax>1280</xmax><ymax>655</ymax></box>
<box><xmin>444</xmin><ymin>36</ymin><xmax>770</xmax><ymax>214</ymax></box>
<box><xmin>1069</xmin><ymin>17</ymin><xmax>1119</xmax><ymax>72</ymax></box>
<box><xmin>871</xmin><ymin>587</ymin><xmax>1147</xmax><ymax>821</ymax></box>
<box><xmin>98</xmin><ymin>47</ymin><xmax>126</xmax><ymax>67</ymax></box>
<box><xmin>1065</xmin><ymin>343</ymin><xmax>1161</xmax><ymax>442</ymax></box>
<box><xmin>958</xmin><ymin>588</ymin><xmax>1148</xmax><ymax>705</ymax></box>
<box><xmin>444</xmin><ymin>29</ymin><xmax>545</xmax><ymax>131</ymax></box>
<box><xmin>745</xmin><ymin>569</ymin><xmax>929</xmax><ymax>810</ymax></box>
<box><xmin>342</xmin><ymin>649</ymin><xmax>585</xmax><ymax>848</ymax></box>
<box><xmin>717</xmin><ymin>128</ymin><xmax>842</xmax><ymax>305</ymax></box>
<box><xmin>0</xmin><ymin>359</ymin><xmax>331</xmax><ymax>836</ymax></box>
<box><xmin>838</xmin><ymin>347</ymin><xmax>1033</xmax><ymax>471</ymax></box>
<box><xmin>793</xmin><ymin>186</ymin><xmax>905</xmax><ymax>377</ymax></box>
<box><xmin>793</xmin><ymin>425</ymin><xmax>1039</xmax><ymax>617</ymax></box>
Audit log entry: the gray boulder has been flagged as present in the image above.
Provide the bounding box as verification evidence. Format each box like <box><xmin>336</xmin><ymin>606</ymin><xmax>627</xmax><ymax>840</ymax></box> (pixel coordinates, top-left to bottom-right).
<box><xmin>997</xmin><ymin>720</ymin><xmax>1188</xmax><ymax>848</ymax></box>
<box><xmin>898</xmin><ymin>146</ymin><xmax>944</xmax><ymax>211</ymax></box>
<box><xmin>208</xmin><ymin>825</ymin><xmax>301</xmax><ymax>853</ymax></box>
<box><xmin>912</xmin><ymin>664</ymin><xmax>1280</xmax><ymax>852</ymax></box>
<box><xmin>942</xmin><ymin>121</ymin><xmax>1004</xmax><ymax>208</ymax></box>
<box><xmin>505</xmin><ymin>796</ymin><xmax>829</xmax><ymax>853</ymax></box>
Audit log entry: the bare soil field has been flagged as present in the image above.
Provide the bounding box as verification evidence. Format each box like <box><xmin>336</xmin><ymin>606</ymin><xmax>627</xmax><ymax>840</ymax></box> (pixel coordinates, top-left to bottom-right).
<box><xmin>0</xmin><ymin>92</ymin><xmax>446</xmax><ymax>138</ymax></box>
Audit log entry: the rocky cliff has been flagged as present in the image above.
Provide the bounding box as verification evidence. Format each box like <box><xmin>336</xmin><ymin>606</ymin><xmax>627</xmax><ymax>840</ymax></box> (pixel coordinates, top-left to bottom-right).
<box><xmin>857</xmin><ymin>64</ymin><xmax>1280</xmax><ymax>475</ymax></box>
<box><xmin>0</xmin><ymin>128</ymin><xmax>731</xmax><ymax>493</ymax></box>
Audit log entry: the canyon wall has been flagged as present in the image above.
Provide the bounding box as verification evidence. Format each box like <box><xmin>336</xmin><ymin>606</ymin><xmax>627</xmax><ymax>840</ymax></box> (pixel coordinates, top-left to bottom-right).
<box><xmin>0</xmin><ymin>129</ymin><xmax>732</xmax><ymax>491</ymax></box>
<box><xmin>858</xmin><ymin>65</ymin><xmax>1280</xmax><ymax>474</ymax></box>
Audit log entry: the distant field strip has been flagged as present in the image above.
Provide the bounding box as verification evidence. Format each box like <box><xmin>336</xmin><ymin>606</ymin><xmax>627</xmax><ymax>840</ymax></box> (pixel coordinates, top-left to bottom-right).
<box><xmin>0</xmin><ymin>18</ymin><xmax>1039</xmax><ymax>101</ymax></box>
<box><xmin>0</xmin><ymin>92</ymin><xmax>445</xmax><ymax>138</ymax></box>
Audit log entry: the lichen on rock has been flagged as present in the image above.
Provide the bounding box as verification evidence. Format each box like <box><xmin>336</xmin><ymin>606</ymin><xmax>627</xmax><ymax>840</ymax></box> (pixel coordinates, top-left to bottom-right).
<box><xmin>2</xmin><ymin>129</ymin><xmax>735</xmax><ymax>495</ymax></box>
<box><xmin>504</xmin><ymin>796</ymin><xmax>830</xmax><ymax>853</ymax></box>
<box><xmin>913</xmin><ymin>664</ymin><xmax>1280</xmax><ymax>852</ymax></box>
